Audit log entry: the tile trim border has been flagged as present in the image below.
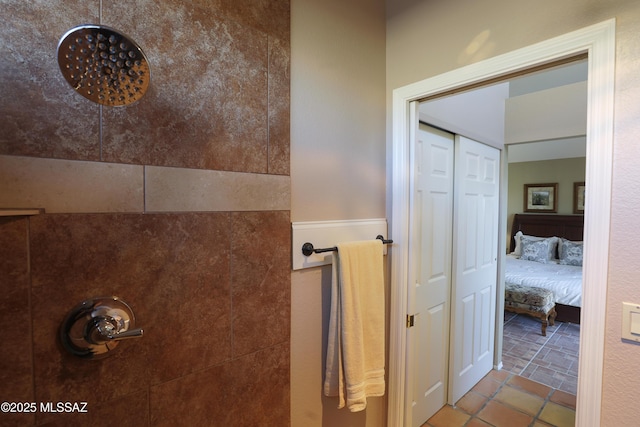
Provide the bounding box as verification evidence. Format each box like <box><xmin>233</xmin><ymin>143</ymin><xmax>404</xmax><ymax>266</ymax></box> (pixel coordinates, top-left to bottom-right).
<box><xmin>145</xmin><ymin>166</ymin><xmax>290</xmax><ymax>213</ymax></box>
<box><xmin>0</xmin><ymin>155</ymin><xmax>290</xmax><ymax>214</ymax></box>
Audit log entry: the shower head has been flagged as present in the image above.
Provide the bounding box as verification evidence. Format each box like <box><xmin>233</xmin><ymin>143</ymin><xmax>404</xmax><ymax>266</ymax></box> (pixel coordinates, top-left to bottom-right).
<box><xmin>57</xmin><ymin>24</ymin><xmax>151</xmax><ymax>107</ymax></box>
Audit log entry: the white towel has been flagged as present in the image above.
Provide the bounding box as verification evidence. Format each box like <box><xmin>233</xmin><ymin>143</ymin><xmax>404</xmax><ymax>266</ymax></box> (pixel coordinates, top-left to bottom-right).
<box><xmin>323</xmin><ymin>240</ymin><xmax>386</xmax><ymax>412</ymax></box>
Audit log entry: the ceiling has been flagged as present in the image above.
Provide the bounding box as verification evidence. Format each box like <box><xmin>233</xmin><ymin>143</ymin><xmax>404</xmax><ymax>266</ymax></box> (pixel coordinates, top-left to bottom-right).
<box><xmin>419</xmin><ymin>60</ymin><xmax>588</xmax><ymax>162</ymax></box>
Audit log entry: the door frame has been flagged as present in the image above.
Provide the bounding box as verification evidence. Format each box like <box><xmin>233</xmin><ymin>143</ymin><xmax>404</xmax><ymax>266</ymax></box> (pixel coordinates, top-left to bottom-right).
<box><xmin>388</xmin><ymin>19</ymin><xmax>615</xmax><ymax>427</ymax></box>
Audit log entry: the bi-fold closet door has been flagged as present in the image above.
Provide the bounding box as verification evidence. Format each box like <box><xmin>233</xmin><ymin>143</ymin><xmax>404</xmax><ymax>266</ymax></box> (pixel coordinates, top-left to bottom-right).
<box><xmin>407</xmin><ymin>123</ymin><xmax>500</xmax><ymax>426</ymax></box>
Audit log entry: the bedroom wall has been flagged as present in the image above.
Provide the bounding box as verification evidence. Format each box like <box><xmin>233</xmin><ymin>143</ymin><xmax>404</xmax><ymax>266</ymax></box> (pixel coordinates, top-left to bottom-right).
<box><xmin>290</xmin><ymin>0</ymin><xmax>387</xmax><ymax>426</ymax></box>
<box><xmin>387</xmin><ymin>1</ymin><xmax>640</xmax><ymax>425</ymax></box>
<box><xmin>507</xmin><ymin>157</ymin><xmax>586</xmax><ymax>244</ymax></box>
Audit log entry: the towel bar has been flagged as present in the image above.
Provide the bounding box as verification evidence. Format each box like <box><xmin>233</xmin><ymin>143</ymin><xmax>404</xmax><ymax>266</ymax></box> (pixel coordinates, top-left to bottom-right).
<box><xmin>301</xmin><ymin>235</ymin><xmax>393</xmax><ymax>257</ymax></box>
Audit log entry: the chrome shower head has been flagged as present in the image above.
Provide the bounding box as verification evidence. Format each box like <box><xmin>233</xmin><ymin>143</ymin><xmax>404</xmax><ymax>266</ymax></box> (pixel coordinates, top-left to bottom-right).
<box><xmin>57</xmin><ymin>25</ymin><xmax>151</xmax><ymax>107</ymax></box>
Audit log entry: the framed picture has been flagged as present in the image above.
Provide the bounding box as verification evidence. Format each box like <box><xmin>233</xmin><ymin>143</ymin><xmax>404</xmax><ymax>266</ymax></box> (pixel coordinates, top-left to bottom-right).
<box><xmin>524</xmin><ymin>183</ymin><xmax>558</xmax><ymax>213</ymax></box>
<box><xmin>574</xmin><ymin>181</ymin><xmax>585</xmax><ymax>214</ymax></box>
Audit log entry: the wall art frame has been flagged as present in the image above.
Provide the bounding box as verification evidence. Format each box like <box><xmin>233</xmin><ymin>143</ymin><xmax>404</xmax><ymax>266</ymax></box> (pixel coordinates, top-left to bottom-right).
<box><xmin>574</xmin><ymin>181</ymin><xmax>586</xmax><ymax>214</ymax></box>
<box><xmin>524</xmin><ymin>183</ymin><xmax>558</xmax><ymax>212</ymax></box>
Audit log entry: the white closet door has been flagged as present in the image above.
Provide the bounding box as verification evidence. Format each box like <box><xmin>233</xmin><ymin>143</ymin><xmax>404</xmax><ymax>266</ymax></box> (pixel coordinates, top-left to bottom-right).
<box><xmin>449</xmin><ymin>135</ymin><xmax>500</xmax><ymax>404</ymax></box>
<box><xmin>408</xmin><ymin>124</ymin><xmax>454</xmax><ymax>426</ymax></box>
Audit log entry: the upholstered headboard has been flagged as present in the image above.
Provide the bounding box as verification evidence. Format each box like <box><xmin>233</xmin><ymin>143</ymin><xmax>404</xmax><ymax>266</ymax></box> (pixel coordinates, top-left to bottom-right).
<box><xmin>510</xmin><ymin>214</ymin><xmax>584</xmax><ymax>253</ymax></box>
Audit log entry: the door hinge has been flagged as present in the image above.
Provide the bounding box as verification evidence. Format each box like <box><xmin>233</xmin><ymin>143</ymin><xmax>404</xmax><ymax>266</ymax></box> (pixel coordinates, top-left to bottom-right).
<box><xmin>406</xmin><ymin>314</ymin><xmax>415</xmax><ymax>328</ymax></box>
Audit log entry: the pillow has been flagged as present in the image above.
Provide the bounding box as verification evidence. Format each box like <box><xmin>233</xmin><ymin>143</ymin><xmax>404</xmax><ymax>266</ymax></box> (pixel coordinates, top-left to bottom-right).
<box><xmin>512</xmin><ymin>232</ymin><xmax>558</xmax><ymax>260</ymax></box>
<box><xmin>558</xmin><ymin>237</ymin><xmax>583</xmax><ymax>259</ymax></box>
<box><xmin>520</xmin><ymin>237</ymin><xmax>552</xmax><ymax>263</ymax></box>
<box><xmin>511</xmin><ymin>231</ymin><xmax>524</xmax><ymax>255</ymax></box>
<box><xmin>559</xmin><ymin>238</ymin><xmax>583</xmax><ymax>266</ymax></box>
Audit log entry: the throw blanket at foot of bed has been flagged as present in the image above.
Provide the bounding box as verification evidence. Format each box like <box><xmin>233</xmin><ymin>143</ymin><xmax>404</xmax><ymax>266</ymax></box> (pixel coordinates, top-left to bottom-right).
<box><xmin>505</xmin><ymin>283</ymin><xmax>556</xmax><ymax>336</ymax></box>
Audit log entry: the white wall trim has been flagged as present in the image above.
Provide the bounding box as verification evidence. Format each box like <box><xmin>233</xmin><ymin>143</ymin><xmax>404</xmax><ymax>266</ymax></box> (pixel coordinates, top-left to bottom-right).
<box><xmin>291</xmin><ymin>218</ymin><xmax>389</xmax><ymax>270</ymax></box>
<box><xmin>388</xmin><ymin>19</ymin><xmax>615</xmax><ymax>427</ymax></box>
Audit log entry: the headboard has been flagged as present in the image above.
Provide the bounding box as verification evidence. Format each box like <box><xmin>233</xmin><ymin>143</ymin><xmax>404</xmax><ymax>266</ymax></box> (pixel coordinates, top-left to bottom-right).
<box><xmin>510</xmin><ymin>214</ymin><xmax>584</xmax><ymax>253</ymax></box>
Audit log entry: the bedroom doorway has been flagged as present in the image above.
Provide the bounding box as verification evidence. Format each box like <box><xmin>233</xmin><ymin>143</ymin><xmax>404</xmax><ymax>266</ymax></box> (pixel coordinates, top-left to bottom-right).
<box><xmin>426</xmin><ymin>56</ymin><xmax>588</xmax><ymax>392</ymax></box>
<box><xmin>410</xmin><ymin>62</ymin><xmax>586</xmax><ymax>424</ymax></box>
<box><xmin>388</xmin><ymin>20</ymin><xmax>614</xmax><ymax>427</ymax></box>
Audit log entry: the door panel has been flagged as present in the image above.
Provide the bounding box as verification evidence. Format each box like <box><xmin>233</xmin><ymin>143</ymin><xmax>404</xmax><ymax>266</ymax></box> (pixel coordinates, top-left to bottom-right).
<box><xmin>449</xmin><ymin>135</ymin><xmax>500</xmax><ymax>404</ymax></box>
<box><xmin>460</xmin><ymin>294</ymin><xmax>475</xmax><ymax>375</ymax></box>
<box><xmin>408</xmin><ymin>128</ymin><xmax>499</xmax><ymax>423</ymax></box>
<box><xmin>408</xmin><ymin>124</ymin><xmax>454</xmax><ymax>426</ymax></box>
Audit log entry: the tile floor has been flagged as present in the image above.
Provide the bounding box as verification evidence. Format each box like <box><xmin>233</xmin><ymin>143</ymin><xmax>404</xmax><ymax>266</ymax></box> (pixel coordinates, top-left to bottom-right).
<box><xmin>502</xmin><ymin>312</ymin><xmax>580</xmax><ymax>395</ymax></box>
<box><xmin>423</xmin><ymin>370</ymin><xmax>576</xmax><ymax>427</ymax></box>
<box><xmin>423</xmin><ymin>313</ymin><xmax>580</xmax><ymax>427</ymax></box>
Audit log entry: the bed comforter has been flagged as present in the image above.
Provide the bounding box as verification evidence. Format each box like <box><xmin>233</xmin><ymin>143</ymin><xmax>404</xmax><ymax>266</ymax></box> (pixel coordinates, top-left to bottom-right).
<box><xmin>504</xmin><ymin>254</ymin><xmax>582</xmax><ymax>307</ymax></box>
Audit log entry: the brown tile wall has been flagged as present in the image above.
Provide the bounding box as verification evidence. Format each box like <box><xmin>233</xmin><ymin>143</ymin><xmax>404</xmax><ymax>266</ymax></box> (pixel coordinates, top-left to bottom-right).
<box><xmin>0</xmin><ymin>0</ymin><xmax>290</xmax><ymax>426</ymax></box>
<box><xmin>0</xmin><ymin>0</ymin><xmax>290</xmax><ymax>175</ymax></box>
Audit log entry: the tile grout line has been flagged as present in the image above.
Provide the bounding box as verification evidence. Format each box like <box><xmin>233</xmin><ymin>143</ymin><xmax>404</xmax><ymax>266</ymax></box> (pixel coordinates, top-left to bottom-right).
<box><xmin>457</xmin><ymin>372</ymin><xmax>547</xmax><ymax>427</ymax></box>
<box><xmin>486</xmin><ymin>373</ymin><xmax>558</xmax><ymax>427</ymax></box>
<box><xmin>505</xmin><ymin>315</ymin><xmax>580</xmax><ymax>395</ymax></box>
<box><xmin>503</xmin><ymin>313</ymin><xmax>518</xmax><ymax>326</ymax></box>
<box><xmin>431</xmin><ymin>369</ymin><xmax>576</xmax><ymax>427</ymax></box>
<box><xmin>517</xmin><ymin>317</ymin><xmax>563</xmax><ymax>375</ymax></box>
<box><xmin>457</xmin><ymin>374</ymin><xmax>511</xmax><ymax>427</ymax></box>
<box><xmin>540</xmin><ymin>321</ymin><xmax>580</xmax><ymax>394</ymax></box>
<box><xmin>426</xmin><ymin>316</ymin><xmax>578</xmax><ymax>426</ymax></box>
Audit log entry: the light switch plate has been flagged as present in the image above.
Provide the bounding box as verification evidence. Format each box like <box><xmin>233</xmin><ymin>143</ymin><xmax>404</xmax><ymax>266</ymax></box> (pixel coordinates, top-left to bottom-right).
<box><xmin>622</xmin><ymin>302</ymin><xmax>640</xmax><ymax>342</ymax></box>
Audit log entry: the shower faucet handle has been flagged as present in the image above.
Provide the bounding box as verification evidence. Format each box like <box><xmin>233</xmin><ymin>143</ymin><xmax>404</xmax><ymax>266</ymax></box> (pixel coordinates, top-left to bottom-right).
<box><xmin>104</xmin><ymin>327</ymin><xmax>144</xmax><ymax>341</ymax></box>
<box><xmin>89</xmin><ymin>316</ymin><xmax>144</xmax><ymax>343</ymax></box>
<box><xmin>60</xmin><ymin>296</ymin><xmax>144</xmax><ymax>359</ymax></box>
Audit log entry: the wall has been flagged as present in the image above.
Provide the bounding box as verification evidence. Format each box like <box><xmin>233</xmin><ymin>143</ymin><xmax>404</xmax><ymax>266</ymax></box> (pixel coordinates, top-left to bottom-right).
<box><xmin>387</xmin><ymin>1</ymin><xmax>640</xmax><ymax>425</ymax></box>
<box><xmin>0</xmin><ymin>1</ymin><xmax>291</xmax><ymax>426</ymax></box>
<box><xmin>290</xmin><ymin>0</ymin><xmax>386</xmax><ymax>222</ymax></box>
<box><xmin>507</xmin><ymin>157</ymin><xmax>586</xmax><ymax>243</ymax></box>
<box><xmin>290</xmin><ymin>0</ymin><xmax>387</xmax><ymax>426</ymax></box>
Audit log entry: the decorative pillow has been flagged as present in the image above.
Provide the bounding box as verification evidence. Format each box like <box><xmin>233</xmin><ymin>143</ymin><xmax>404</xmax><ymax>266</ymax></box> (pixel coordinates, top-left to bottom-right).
<box><xmin>559</xmin><ymin>238</ymin><xmax>583</xmax><ymax>266</ymax></box>
<box><xmin>558</xmin><ymin>238</ymin><xmax>583</xmax><ymax>259</ymax></box>
<box><xmin>520</xmin><ymin>237</ymin><xmax>551</xmax><ymax>263</ymax></box>
<box><xmin>513</xmin><ymin>233</ymin><xmax>558</xmax><ymax>260</ymax></box>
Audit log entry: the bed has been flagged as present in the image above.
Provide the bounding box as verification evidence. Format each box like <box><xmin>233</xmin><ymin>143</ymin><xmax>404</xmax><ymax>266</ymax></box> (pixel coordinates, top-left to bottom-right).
<box><xmin>507</xmin><ymin>213</ymin><xmax>584</xmax><ymax>324</ymax></box>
